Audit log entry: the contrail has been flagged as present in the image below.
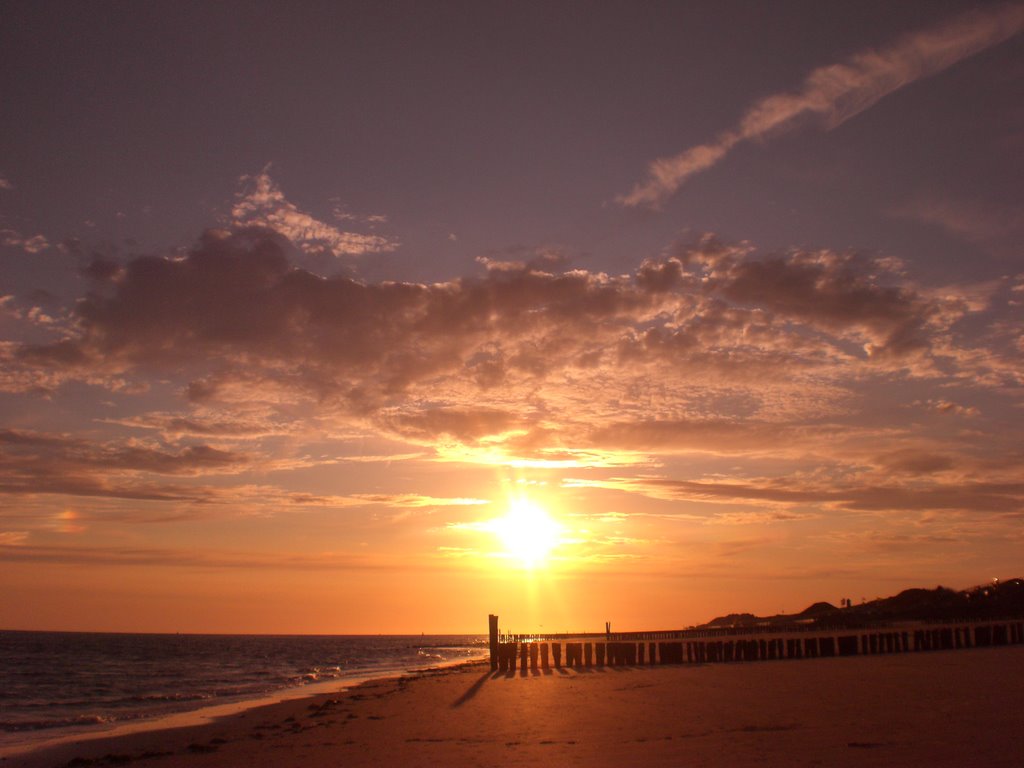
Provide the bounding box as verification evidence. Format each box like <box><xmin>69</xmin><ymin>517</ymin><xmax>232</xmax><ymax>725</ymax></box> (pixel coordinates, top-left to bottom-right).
<box><xmin>619</xmin><ymin>3</ymin><xmax>1024</xmax><ymax>209</ymax></box>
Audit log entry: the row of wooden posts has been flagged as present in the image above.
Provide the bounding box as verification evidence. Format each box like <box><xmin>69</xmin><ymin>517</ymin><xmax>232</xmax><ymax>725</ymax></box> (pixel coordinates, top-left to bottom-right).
<box><xmin>487</xmin><ymin>615</ymin><xmax>1024</xmax><ymax>673</ymax></box>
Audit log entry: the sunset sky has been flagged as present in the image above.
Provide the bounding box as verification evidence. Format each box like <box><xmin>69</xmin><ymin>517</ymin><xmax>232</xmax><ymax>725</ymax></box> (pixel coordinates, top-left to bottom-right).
<box><xmin>1</xmin><ymin>1</ymin><xmax>1022</xmax><ymax>635</ymax></box>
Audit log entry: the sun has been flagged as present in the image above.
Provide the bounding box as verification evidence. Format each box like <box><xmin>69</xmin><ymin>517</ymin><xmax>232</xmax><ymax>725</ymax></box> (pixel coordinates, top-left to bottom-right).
<box><xmin>491</xmin><ymin>497</ymin><xmax>562</xmax><ymax>568</ymax></box>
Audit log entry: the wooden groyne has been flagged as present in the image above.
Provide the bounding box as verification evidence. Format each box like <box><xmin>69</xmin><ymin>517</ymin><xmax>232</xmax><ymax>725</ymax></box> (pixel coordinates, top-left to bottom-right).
<box><xmin>486</xmin><ymin>614</ymin><xmax>1024</xmax><ymax>673</ymax></box>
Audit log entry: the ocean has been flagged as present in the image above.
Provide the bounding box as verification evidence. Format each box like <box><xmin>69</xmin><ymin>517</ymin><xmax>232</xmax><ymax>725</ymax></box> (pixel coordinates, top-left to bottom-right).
<box><xmin>0</xmin><ymin>630</ymin><xmax>487</xmax><ymax>752</ymax></box>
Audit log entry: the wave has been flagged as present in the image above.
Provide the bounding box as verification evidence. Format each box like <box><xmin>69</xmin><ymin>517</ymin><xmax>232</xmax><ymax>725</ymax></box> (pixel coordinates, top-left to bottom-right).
<box><xmin>1</xmin><ymin>713</ymin><xmax>118</xmax><ymax>733</ymax></box>
<box><xmin>297</xmin><ymin>665</ymin><xmax>344</xmax><ymax>682</ymax></box>
<box><xmin>1</xmin><ymin>632</ymin><xmax>487</xmax><ymax>739</ymax></box>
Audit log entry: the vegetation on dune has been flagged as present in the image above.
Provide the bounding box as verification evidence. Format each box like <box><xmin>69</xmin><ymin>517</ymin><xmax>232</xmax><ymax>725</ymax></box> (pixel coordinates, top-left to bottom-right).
<box><xmin>701</xmin><ymin>578</ymin><xmax>1024</xmax><ymax>630</ymax></box>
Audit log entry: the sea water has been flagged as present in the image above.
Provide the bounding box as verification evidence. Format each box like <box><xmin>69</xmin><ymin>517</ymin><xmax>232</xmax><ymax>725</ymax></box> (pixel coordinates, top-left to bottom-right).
<box><xmin>0</xmin><ymin>630</ymin><xmax>486</xmax><ymax>751</ymax></box>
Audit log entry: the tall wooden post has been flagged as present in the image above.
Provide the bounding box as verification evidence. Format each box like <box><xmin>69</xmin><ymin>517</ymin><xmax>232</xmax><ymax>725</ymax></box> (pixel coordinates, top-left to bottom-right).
<box><xmin>488</xmin><ymin>614</ymin><xmax>499</xmax><ymax>671</ymax></box>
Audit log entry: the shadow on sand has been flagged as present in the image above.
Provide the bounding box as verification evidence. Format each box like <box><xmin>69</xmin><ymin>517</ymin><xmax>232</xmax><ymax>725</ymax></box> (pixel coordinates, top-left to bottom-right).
<box><xmin>451</xmin><ymin>670</ymin><xmax>492</xmax><ymax>708</ymax></box>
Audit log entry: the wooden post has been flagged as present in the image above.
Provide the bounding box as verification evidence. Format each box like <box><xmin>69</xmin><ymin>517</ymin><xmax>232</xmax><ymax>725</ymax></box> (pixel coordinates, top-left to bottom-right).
<box><xmin>570</xmin><ymin>642</ymin><xmax>583</xmax><ymax>667</ymax></box>
<box><xmin>488</xmin><ymin>614</ymin><xmax>499</xmax><ymax>671</ymax></box>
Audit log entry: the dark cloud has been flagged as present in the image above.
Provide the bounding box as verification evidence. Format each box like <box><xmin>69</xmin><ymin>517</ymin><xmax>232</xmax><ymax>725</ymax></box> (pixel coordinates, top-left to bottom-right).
<box><xmin>8</xmin><ymin>227</ymin><xmax>990</xmax><ymax>456</ymax></box>
<box><xmin>0</xmin><ymin>542</ymin><xmax>396</xmax><ymax>571</ymax></box>
<box><xmin>382</xmin><ymin>408</ymin><xmax>522</xmax><ymax>445</ymax></box>
<box><xmin>683</xmin><ymin>240</ymin><xmax>940</xmax><ymax>357</ymax></box>
<box><xmin>874</xmin><ymin>450</ymin><xmax>955</xmax><ymax>475</ymax></box>
<box><xmin>0</xmin><ymin>429</ymin><xmax>245</xmax><ymax>475</ymax></box>
<box><xmin>105</xmin><ymin>413</ymin><xmax>296</xmax><ymax>440</ymax></box>
<box><xmin>81</xmin><ymin>256</ymin><xmax>123</xmax><ymax>282</ymax></box>
<box><xmin>0</xmin><ymin>429</ymin><xmax>250</xmax><ymax>502</ymax></box>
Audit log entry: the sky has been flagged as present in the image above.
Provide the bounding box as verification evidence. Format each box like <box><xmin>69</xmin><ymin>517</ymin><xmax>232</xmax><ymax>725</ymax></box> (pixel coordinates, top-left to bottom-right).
<box><xmin>1</xmin><ymin>1</ymin><xmax>1022</xmax><ymax>635</ymax></box>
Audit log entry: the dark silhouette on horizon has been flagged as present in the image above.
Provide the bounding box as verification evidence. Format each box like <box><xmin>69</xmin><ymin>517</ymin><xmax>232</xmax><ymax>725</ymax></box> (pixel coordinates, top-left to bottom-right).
<box><xmin>699</xmin><ymin>578</ymin><xmax>1024</xmax><ymax>631</ymax></box>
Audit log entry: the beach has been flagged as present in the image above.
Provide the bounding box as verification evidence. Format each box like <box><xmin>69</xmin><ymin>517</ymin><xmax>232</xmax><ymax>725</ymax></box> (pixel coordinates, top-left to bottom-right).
<box><xmin>4</xmin><ymin>645</ymin><xmax>1023</xmax><ymax>768</ymax></box>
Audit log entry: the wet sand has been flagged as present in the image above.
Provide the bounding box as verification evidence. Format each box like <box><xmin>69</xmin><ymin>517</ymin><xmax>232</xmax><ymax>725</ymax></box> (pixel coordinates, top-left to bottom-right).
<box><xmin>4</xmin><ymin>646</ymin><xmax>1023</xmax><ymax>768</ymax></box>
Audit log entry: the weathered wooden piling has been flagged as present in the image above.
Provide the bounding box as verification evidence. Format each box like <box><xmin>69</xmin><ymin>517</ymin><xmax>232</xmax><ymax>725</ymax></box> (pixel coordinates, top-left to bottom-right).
<box><xmin>496</xmin><ymin>642</ymin><xmax>510</xmax><ymax>671</ymax></box>
<box><xmin>567</xmin><ymin>642</ymin><xmax>583</xmax><ymax>668</ymax></box>
<box><xmin>838</xmin><ymin>635</ymin><xmax>858</xmax><ymax>656</ymax></box>
<box><xmin>490</xmin><ymin>619</ymin><xmax>1024</xmax><ymax>679</ymax></box>
<box><xmin>488</xmin><ymin>614</ymin><xmax>499</xmax><ymax>671</ymax></box>
<box><xmin>659</xmin><ymin>642</ymin><xmax>682</xmax><ymax>664</ymax></box>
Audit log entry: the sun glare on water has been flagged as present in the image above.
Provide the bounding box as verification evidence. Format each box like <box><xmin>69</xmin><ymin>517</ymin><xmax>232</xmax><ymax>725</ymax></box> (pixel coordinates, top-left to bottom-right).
<box><xmin>492</xmin><ymin>497</ymin><xmax>562</xmax><ymax>568</ymax></box>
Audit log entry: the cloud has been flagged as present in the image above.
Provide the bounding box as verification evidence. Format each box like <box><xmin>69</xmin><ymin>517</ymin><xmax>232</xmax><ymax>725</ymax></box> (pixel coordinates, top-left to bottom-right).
<box><xmin>9</xmin><ymin>228</ymin><xmax>996</xmax><ymax>465</ymax></box>
<box><xmin>56</xmin><ymin>509</ymin><xmax>86</xmax><ymax>534</ymax></box>
<box><xmin>102</xmin><ymin>412</ymin><xmax>299</xmax><ymax>440</ymax></box>
<box><xmin>567</xmin><ymin>474</ymin><xmax>1024</xmax><ymax>515</ymax></box>
<box><xmin>0</xmin><ymin>296</ymin><xmax>64</xmax><ymax>328</ymax></box>
<box><xmin>0</xmin><ymin>428</ymin><xmax>494</xmax><ymax>516</ymax></box>
<box><xmin>381</xmin><ymin>408</ymin><xmax>524</xmax><ymax>445</ymax></box>
<box><xmin>1</xmin><ymin>229</ymin><xmax>49</xmax><ymax>254</ymax></box>
<box><xmin>339</xmin><ymin>452</ymin><xmax>425</xmax><ymax>463</ymax></box>
<box><xmin>0</xmin><ymin>429</ymin><xmax>262</xmax><ymax>505</ymax></box>
<box><xmin>585</xmin><ymin>418</ymin><xmax>866</xmax><ymax>457</ymax></box>
<box><xmin>0</xmin><ymin>174</ymin><xmax>13</xmax><ymax>190</ymax></box>
<box><xmin>922</xmin><ymin>399</ymin><xmax>981</xmax><ymax>418</ymax></box>
<box><xmin>892</xmin><ymin>194</ymin><xmax>1024</xmax><ymax>250</ymax></box>
<box><xmin>619</xmin><ymin>3</ymin><xmax>1024</xmax><ymax>207</ymax></box>
<box><xmin>0</xmin><ymin>429</ymin><xmax>248</xmax><ymax>477</ymax></box>
<box><xmin>231</xmin><ymin>170</ymin><xmax>398</xmax><ymax>264</ymax></box>
<box><xmin>686</xmin><ymin>243</ymin><xmax>943</xmax><ymax>358</ymax></box>
<box><xmin>872</xmin><ymin>449</ymin><xmax>954</xmax><ymax>475</ymax></box>
<box><xmin>350</xmin><ymin>493</ymin><xmax>489</xmax><ymax>508</ymax></box>
<box><xmin>0</xmin><ymin>542</ymin><xmax>403</xmax><ymax>571</ymax></box>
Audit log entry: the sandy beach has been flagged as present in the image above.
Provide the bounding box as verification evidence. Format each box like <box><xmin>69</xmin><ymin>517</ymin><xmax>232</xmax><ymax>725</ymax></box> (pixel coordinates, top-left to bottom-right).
<box><xmin>3</xmin><ymin>645</ymin><xmax>1023</xmax><ymax>768</ymax></box>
